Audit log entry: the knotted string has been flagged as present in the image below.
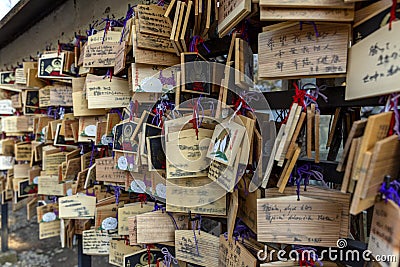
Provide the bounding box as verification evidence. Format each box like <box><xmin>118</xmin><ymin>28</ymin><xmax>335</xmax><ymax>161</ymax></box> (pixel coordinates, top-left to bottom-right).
<box><xmin>223</xmin><ymin>219</ymin><xmax>255</xmax><ymax>243</ymax></box>
<box><xmin>113</xmin><ymin>186</ymin><xmax>121</xmax><ymax>204</ymax></box>
<box><xmin>129</xmin><ymin>100</ymin><xmax>139</xmax><ymax>120</ymax></box>
<box><xmin>389</xmin><ymin>0</ymin><xmax>397</xmax><ymax>31</ymax></box>
<box><xmin>86</xmin><ymin>22</ymin><xmax>98</xmax><ymax>37</ymax></box>
<box><xmin>161</xmin><ymin>247</ymin><xmax>178</xmax><ymax>267</ymax></box>
<box><xmin>138</xmin><ymin>193</ymin><xmax>147</xmax><ymax>207</ymax></box>
<box><xmin>294</xmin><ymin>246</ymin><xmax>323</xmax><ymax>267</ymax></box>
<box><xmin>288</xmin><ymin>164</ymin><xmax>328</xmax><ymax>201</ymax></box>
<box><xmin>383</xmin><ymin>93</ymin><xmax>400</xmax><ymax>137</ymax></box>
<box><xmin>191</xmin><ymin>215</ymin><xmax>202</xmax><ymax>256</ymax></box>
<box><xmin>299</xmin><ymin>21</ymin><xmax>319</xmax><ymax>37</ymax></box>
<box><xmin>232</xmin><ymin>20</ymin><xmax>249</xmax><ymax>42</ymax></box>
<box><xmin>301</xmin><ymin>83</ymin><xmax>328</xmax><ymax>111</ymax></box>
<box><xmin>110</xmin><ymin>108</ymin><xmax>123</xmax><ymax>120</ymax></box>
<box><xmin>158</xmin><ymin>0</ymin><xmax>165</xmax><ymax>7</ymax></box>
<box><xmin>86</xmin><ymin>189</ymin><xmax>96</xmax><ymax>197</ymax></box>
<box><xmin>120</xmin><ymin>5</ymin><xmax>134</xmax><ymax>43</ymax></box>
<box><xmin>189</xmin><ymin>36</ymin><xmax>210</xmax><ymax>53</ymax></box>
<box><xmin>189</xmin><ymin>97</ymin><xmax>204</xmax><ymax>139</ymax></box>
<box><xmin>104</xmin><ymin>68</ymin><xmax>113</xmax><ymax>81</ymax></box>
<box><xmin>380</xmin><ymin>179</ymin><xmax>400</xmax><ymax>206</ymax></box>
<box><xmin>89</xmin><ymin>140</ymin><xmax>96</xmax><ymax>167</ymax></box>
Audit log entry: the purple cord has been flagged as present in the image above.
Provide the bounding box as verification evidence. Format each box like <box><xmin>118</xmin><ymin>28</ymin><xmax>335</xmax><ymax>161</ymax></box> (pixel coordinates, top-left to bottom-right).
<box><xmin>380</xmin><ymin>180</ymin><xmax>400</xmax><ymax>206</ymax></box>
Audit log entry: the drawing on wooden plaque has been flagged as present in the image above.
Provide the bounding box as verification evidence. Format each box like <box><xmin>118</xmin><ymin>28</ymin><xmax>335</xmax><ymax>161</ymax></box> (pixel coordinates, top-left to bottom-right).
<box><xmin>147</xmin><ymin>136</ymin><xmax>166</xmax><ymax>171</ymax></box>
<box><xmin>38</xmin><ymin>53</ymin><xmax>69</xmax><ymax>79</ymax></box>
<box><xmin>113</xmin><ymin>121</ymin><xmax>139</xmax><ymax>153</ymax></box>
<box><xmin>181</xmin><ymin>52</ymin><xmax>211</xmax><ymax>95</ymax></box>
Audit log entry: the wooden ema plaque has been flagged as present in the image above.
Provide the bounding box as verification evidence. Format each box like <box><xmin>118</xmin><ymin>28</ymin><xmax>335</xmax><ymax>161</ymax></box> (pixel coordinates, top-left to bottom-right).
<box><xmin>346</xmin><ymin>21</ymin><xmax>400</xmax><ymax>100</ymax></box>
<box><xmin>58</xmin><ymin>195</ymin><xmax>96</xmax><ymax>219</ymax></box>
<box><xmin>258</xmin><ymin>22</ymin><xmax>350</xmax><ymax>79</ymax></box>
<box><xmin>257</xmin><ymin>195</ymin><xmax>342</xmax><ymax>247</ymax></box>
<box><xmin>219</xmin><ymin>234</ymin><xmax>257</xmax><ymax>267</ymax></box>
<box><xmin>368</xmin><ymin>200</ymin><xmax>400</xmax><ymax>267</ymax></box>
<box><xmin>82</xmin><ymin>229</ymin><xmax>118</xmax><ymax>255</ymax></box>
<box><xmin>39</xmin><ymin>220</ymin><xmax>61</xmax><ymax>240</ymax></box>
<box><xmin>96</xmin><ymin>157</ymin><xmax>129</xmax><ymax>183</ymax></box>
<box><xmin>86</xmin><ymin>75</ymin><xmax>131</xmax><ymax>109</ymax></box>
<box><xmin>166</xmin><ymin>177</ymin><xmax>227</xmax><ymax>216</ymax></box>
<box><xmin>217</xmin><ymin>0</ymin><xmax>251</xmax><ymax>37</ymax></box>
<box><xmin>109</xmin><ymin>240</ymin><xmax>141</xmax><ymax>267</ymax></box>
<box><xmin>39</xmin><ymin>85</ymin><xmax>73</xmax><ymax>107</ymax></box>
<box><xmin>117</xmin><ymin>202</ymin><xmax>154</xmax><ymax>236</ymax></box>
<box><xmin>136</xmin><ymin>210</ymin><xmax>189</xmax><ymax>243</ymax></box>
<box><xmin>175</xmin><ymin>230</ymin><xmax>219</xmax><ymax>267</ymax></box>
<box><xmin>266</xmin><ymin>186</ymin><xmax>350</xmax><ymax>238</ymax></box>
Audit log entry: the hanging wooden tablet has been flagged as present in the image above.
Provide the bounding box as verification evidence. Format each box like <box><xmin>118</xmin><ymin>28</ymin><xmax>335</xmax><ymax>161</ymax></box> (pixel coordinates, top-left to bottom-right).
<box><xmin>124</xmin><ymin>249</ymin><xmax>164</xmax><ymax>267</ymax></box>
<box><xmin>136</xmin><ymin>29</ymin><xmax>176</xmax><ymax>53</ymax></box>
<box><xmin>180</xmin><ymin>1</ymin><xmax>193</xmax><ymax>52</ymax></box>
<box><xmin>166</xmin><ymin>128</ymin><xmax>213</xmax><ymax>179</ymax></box>
<box><xmin>113</xmin><ymin>121</ymin><xmax>140</xmax><ymax>153</ymax></box>
<box><xmin>18</xmin><ymin>179</ymin><xmax>37</xmax><ymax>197</ymax></box>
<box><xmin>361</xmin><ymin>135</ymin><xmax>400</xmax><ymax>199</ymax></box>
<box><xmin>237</xmin><ymin>176</ymin><xmax>260</xmax><ymax>233</ymax></box>
<box><xmin>114</xmin><ymin>41</ymin><xmax>127</xmax><ymax>75</ymax></box>
<box><xmin>73</xmin><ymin>91</ymin><xmax>108</xmax><ymax>117</ymax></box>
<box><xmin>260</xmin><ymin>7</ymin><xmax>354</xmax><ymax>21</ymax></box>
<box><xmin>39</xmin><ymin>85</ymin><xmax>73</xmax><ymax>107</ymax></box>
<box><xmin>136</xmin><ymin>210</ymin><xmax>189</xmax><ymax>243</ymax></box>
<box><xmin>175</xmin><ymin>230</ymin><xmax>219</xmax><ymax>267</ymax></box>
<box><xmin>368</xmin><ymin>200</ymin><xmax>400</xmax><ymax>267</ymax></box>
<box><xmin>257</xmin><ymin>195</ymin><xmax>342</xmax><ymax>246</ymax></box>
<box><xmin>96</xmin><ymin>157</ymin><xmax>129</xmax><ymax>183</ymax></box>
<box><xmin>59</xmin><ymin>195</ymin><xmax>96</xmax><ymax>219</ymax></box>
<box><xmin>94</xmin><ymin>203</ymin><xmax>119</xmax><ymax>229</ymax></box>
<box><xmin>86</xmin><ymin>76</ymin><xmax>131</xmax><ymax>109</ymax></box>
<box><xmin>117</xmin><ymin>202</ymin><xmax>154</xmax><ymax>236</ymax></box>
<box><xmin>177</xmin><ymin>2</ymin><xmax>187</xmax><ymax>52</ymax></box>
<box><xmin>258</xmin><ymin>22</ymin><xmax>350</xmax><ymax>79</ymax></box>
<box><xmin>38</xmin><ymin>53</ymin><xmax>69</xmax><ymax>79</ymax></box>
<box><xmin>131</xmin><ymin>63</ymin><xmax>176</xmax><ymax>93</ymax></box>
<box><xmin>82</xmin><ymin>229</ymin><xmax>118</xmax><ymax>255</ymax></box>
<box><xmin>346</xmin><ymin>21</ymin><xmax>400</xmax><ymax>100</ymax></box>
<box><xmin>266</xmin><ymin>186</ymin><xmax>350</xmax><ymax>238</ymax></box>
<box><xmin>170</xmin><ymin>1</ymin><xmax>183</xmax><ymax>55</ymax></box>
<box><xmin>181</xmin><ymin>52</ymin><xmax>212</xmax><ymax>95</ymax></box>
<box><xmin>166</xmin><ymin>177</ymin><xmax>227</xmax><ymax>216</ymax></box>
<box><xmin>137</xmin><ymin>4</ymin><xmax>172</xmax><ymax>38</ymax></box>
<box><xmin>109</xmin><ymin>240</ymin><xmax>141</xmax><ymax>267</ymax></box>
<box><xmin>39</xmin><ymin>220</ymin><xmax>61</xmax><ymax>240</ymax></box>
<box><xmin>83</xmin><ymin>42</ymin><xmax>119</xmax><ymax>68</ymax></box>
<box><xmin>132</xmin><ymin>25</ymin><xmax>180</xmax><ymax>66</ymax></box>
<box><xmin>147</xmin><ymin>135</ymin><xmax>166</xmax><ymax>171</ymax></box>
<box><xmin>219</xmin><ymin>234</ymin><xmax>258</xmax><ymax>267</ymax></box>
<box><xmin>235</xmin><ymin>38</ymin><xmax>254</xmax><ymax>89</ymax></box>
<box><xmin>352</xmin><ymin>112</ymin><xmax>392</xmax><ymax>181</ymax></box>
<box><xmin>15</xmin><ymin>142</ymin><xmax>32</xmax><ymax>161</ymax></box>
<box><xmin>217</xmin><ymin>0</ymin><xmax>251</xmax><ymax>37</ymax></box>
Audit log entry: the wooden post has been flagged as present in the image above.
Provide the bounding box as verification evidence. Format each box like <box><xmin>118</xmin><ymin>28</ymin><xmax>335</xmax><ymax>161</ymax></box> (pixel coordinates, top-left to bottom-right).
<box><xmin>77</xmin><ymin>235</ymin><xmax>91</xmax><ymax>267</ymax></box>
<box><xmin>1</xmin><ymin>203</ymin><xmax>8</xmax><ymax>252</ymax></box>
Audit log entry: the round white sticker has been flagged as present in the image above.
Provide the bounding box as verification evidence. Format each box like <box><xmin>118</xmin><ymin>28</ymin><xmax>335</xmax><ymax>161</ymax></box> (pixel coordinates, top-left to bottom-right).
<box><xmin>141</xmin><ymin>77</ymin><xmax>163</xmax><ymax>92</ymax></box>
<box><xmin>66</xmin><ymin>188</ymin><xmax>73</xmax><ymax>196</ymax></box>
<box><xmin>130</xmin><ymin>180</ymin><xmax>146</xmax><ymax>193</ymax></box>
<box><xmin>117</xmin><ymin>156</ymin><xmax>128</xmax><ymax>170</ymax></box>
<box><xmin>42</xmin><ymin>212</ymin><xmax>57</xmax><ymax>222</ymax></box>
<box><xmin>101</xmin><ymin>135</ymin><xmax>112</xmax><ymax>145</ymax></box>
<box><xmin>84</xmin><ymin>125</ymin><xmax>97</xmax><ymax>137</ymax></box>
<box><xmin>33</xmin><ymin>176</ymin><xmax>39</xmax><ymax>185</ymax></box>
<box><xmin>156</xmin><ymin>183</ymin><xmax>166</xmax><ymax>199</ymax></box>
<box><xmin>102</xmin><ymin>217</ymin><xmax>118</xmax><ymax>230</ymax></box>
